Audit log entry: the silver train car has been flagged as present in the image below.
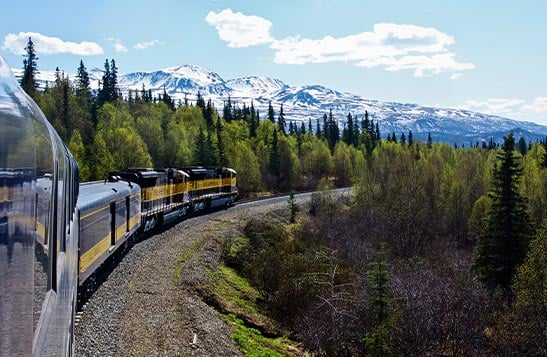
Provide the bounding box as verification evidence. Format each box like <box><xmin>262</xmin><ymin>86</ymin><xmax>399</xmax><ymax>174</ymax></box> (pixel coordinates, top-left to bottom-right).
<box><xmin>77</xmin><ymin>179</ymin><xmax>140</xmax><ymax>284</ymax></box>
<box><xmin>0</xmin><ymin>57</ymin><xmax>79</xmax><ymax>355</ymax></box>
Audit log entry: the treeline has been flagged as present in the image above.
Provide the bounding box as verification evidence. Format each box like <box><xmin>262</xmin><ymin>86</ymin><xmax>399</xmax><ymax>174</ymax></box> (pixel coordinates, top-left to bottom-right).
<box><xmin>227</xmin><ymin>135</ymin><xmax>547</xmax><ymax>355</ymax></box>
<box><xmin>19</xmin><ymin>38</ymin><xmax>389</xmax><ymax>195</ymax></box>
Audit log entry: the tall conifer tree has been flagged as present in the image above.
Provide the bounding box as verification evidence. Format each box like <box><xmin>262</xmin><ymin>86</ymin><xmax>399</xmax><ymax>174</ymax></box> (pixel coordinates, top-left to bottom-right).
<box><xmin>473</xmin><ymin>132</ymin><xmax>534</xmax><ymax>296</ymax></box>
<box><xmin>278</xmin><ymin>104</ymin><xmax>286</xmax><ymax>134</ymax></box>
<box><xmin>267</xmin><ymin>101</ymin><xmax>275</xmax><ymax>123</ymax></box>
<box><xmin>20</xmin><ymin>37</ymin><xmax>39</xmax><ymax>98</ymax></box>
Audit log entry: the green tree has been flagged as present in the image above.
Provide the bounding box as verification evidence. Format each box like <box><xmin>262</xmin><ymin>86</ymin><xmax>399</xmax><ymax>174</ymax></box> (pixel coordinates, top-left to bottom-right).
<box><xmin>216</xmin><ymin>116</ymin><xmax>228</xmax><ymax>166</ymax></box>
<box><xmin>231</xmin><ymin>141</ymin><xmax>261</xmax><ymax>196</ymax></box>
<box><xmin>288</xmin><ymin>191</ymin><xmax>299</xmax><ymax>223</ymax></box>
<box><xmin>510</xmin><ymin>224</ymin><xmax>547</xmax><ymax>351</ymax></box>
<box><xmin>135</xmin><ymin>110</ymin><xmax>165</xmax><ymax>167</ymax></box>
<box><xmin>20</xmin><ymin>37</ymin><xmax>39</xmax><ymax>98</ymax></box>
<box><xmin>110</xmin><ymin>59</ymin><xmax>119</xmax><ymax>101</ymax></box>
<box><xmin>98</xmin><ymin>59</ymin><xmax>111</xmax><ymax>105</ymax></box>
<box><xmin>68</xmin><ymin>130</ymin><xmax>90</xmax><ymax>181</ymax></box>
<box><xmin>267</xmin><ymin>101</ymin><xmax>275</xmax><ymax>123</ymax></box>
<box><xmin>76</xmin><ymin>59</ymin><xmax>91</xmax><ymax>96</ymax></box>
<box><xmin>96</xmin><ymin>103</ymin><xmax>152</xmax><ymax>169</ymax></box>
<box><xmin>364</xmin><ymin>244</ymin><xmax>397</xmax><ymax>356</ymax></box>
<box><xmin>90</xmin><ymin>132</ymin><xmax>115</xmax><ymax>180</ymax></box>
<box><xmin>489</xmin><ymin>223</ymin><xmax>547</xmax><ymax>354</ymax></box>
<box><xmin>517</xmin><ymin>136</ymin><xmax>527</xmax><ymax>155</ymax></box>
<box><xmin>473</xmin><ymin>132</ymin><xmax>534</xmax><ymax>296</ymax></box>
<box><xmin>269</xmin><ymin>128</ymin><xmax>280</xmax><ymax>177</ymax></box>
<box><xmin>277</xmin><ymin>134</ymin><xmax>301</xmax><ymax>191</ymax></box>
<box><xmin>277</xmin><ymin>104</ymin><xmax>286</xmax><ymax>134</ymax></box>
<box><xmin>194</xmin><ymin>128</ymin><xmax>214</xmax><ymax>166</ymax></box>
<box><xmin>333</xmin><ymin>141</ymin><xmax>353</xmax><ymax>187</ymax></box>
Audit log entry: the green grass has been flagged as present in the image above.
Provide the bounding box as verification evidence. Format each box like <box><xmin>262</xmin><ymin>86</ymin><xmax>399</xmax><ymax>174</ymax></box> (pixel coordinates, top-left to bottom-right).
<box><xmin>173</xmin><ymin>238</ymin><xmax>205</xmax><ymax>280</ymax></box>
<box><xmin>206</xmin><ymin>264</ymin><xmax>260</xmax><ymax>316</ymax></box>
<box><xmin>204</xmin><ymin>264</ymin><xmax>300</xmax><ymax>356</ymax></box>
<box><xmin>222</xmin><ymin>314</ymin><xmax>296</xmax><ymax>357</ymax></box>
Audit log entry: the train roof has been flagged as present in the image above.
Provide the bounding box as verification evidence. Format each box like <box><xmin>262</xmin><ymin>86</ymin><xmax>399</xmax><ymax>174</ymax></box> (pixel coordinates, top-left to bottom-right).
<box><xmin>180</xmin><ymin>166</ymin><xmax>237</xmax><ymax>176</ymax></box>
<box><xmin>77</xmin><ymin>180</ymin><xmax>140</xmax><ymax>214</ymax></box>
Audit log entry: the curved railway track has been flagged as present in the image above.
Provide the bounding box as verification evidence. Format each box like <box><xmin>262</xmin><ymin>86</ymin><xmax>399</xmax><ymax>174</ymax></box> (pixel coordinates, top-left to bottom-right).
<box><xmin>74</xmin><ymin>188</ymin><xmax>351</xmax><ymax>356</ymax></box>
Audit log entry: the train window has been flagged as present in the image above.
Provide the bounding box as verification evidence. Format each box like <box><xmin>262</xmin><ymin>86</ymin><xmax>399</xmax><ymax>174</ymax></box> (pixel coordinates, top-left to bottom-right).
<box><xmin>49</xmin><ymin>159</ymin><xmax>58</xmax><ymax>291</ymax></box>
<box><xmin>115</xmin><ymin>199</ymin><xmax>127</xmax><ymax>240</ymax></box>
<box><xmin>126</xmin><ymin>196</ymin><xmax>130</xmax><ymax>232</ymax></box>
<box><xmin>56</xmin><ymin>144</ymin><xmax>65</xmax><ymax>256</ymax></box>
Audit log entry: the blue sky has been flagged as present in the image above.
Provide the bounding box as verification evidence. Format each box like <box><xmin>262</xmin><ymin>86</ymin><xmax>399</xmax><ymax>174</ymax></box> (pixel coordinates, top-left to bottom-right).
<box><xmin>2</xmin><ymin>0</ymin><xmax>547</xmax><ymax>125</ymax></box>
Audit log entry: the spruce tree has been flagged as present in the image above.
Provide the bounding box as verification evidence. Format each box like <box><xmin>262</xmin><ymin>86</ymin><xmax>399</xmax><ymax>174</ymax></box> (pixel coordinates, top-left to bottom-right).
<box><xmin>316</xmin><ymin>120</ymin><xmax>321</xmax><ymax>138</ymax></box>
<box><xmin>344</xmin><ymin>112</ymin><xmax>354</xmax><ymax>146</ymax></box>
<box><xmin>363</xmin><ymin>244</ymin><xmax>397</xmax><ymax>356</ymax></box>
<box><xmin>517</xmin><ymin>137</ymin><xmax>527</xmax><ymax>155</ymax></box>
<box><xmin>278</xmin><ymin>104</ymin><xmax>286</xmax><ymax>134</ymax></box>
<box><xmin>110</xmin><ymin>59</ymin><xmax>119</xmax><ymax>100</ymax></box>
<box><xmin>61</xmin><ymin>79</ymin><xmax>70</xmax><ymax>139</ymax></box>
<box><xmin>194</xmin><ymin>128</ymin><xmax>212</xmax><ymax>166</ymax></box>
<box><xmin>223</xmin><ymin>96</ymin><xmax>233</xmax><ymax>122</ymax></box>
<box><xmin>473</xmin><ymin>132</ymin><xmax>534</xmax><ymax>296</ymax></box>
<box><xmin>98</xmin><ymin>59</ymin><xmax>111</xmax><ymax>105</ymax></box>
<box><xmin>267</xmin><ymin>101</ymin><xmax>275</xmax><ymax>123</ymax></box>
<box><xmin>216</xmin><ymin>117</ymin><xmax>227</xmax><ymax>166</ymax></box>
<box><xmin>427</xmin><ymin>132</ymin><xmax>432</xmax><ymax>148</ymax></box>
<box><xmin>76</xmin><ymin>59</ymin><xmax>93</xmax><ymax>124</ymax></box>
<box><xmin>269</xmin><ymin>128</ymin><xmax>280</xmax><ymax>176</ymax></box>
<box><xmin>20</xmin><ymin>37</ymin><xmax>39</xmax><ymax>98</ymax></box>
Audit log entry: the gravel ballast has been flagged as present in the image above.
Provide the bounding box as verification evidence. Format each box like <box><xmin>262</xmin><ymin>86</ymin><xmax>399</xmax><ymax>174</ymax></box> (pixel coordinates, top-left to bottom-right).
<box><xmin>74</xmin><ymin>192</ymin><xmax>334</xmax><ymax>356</ymax></box>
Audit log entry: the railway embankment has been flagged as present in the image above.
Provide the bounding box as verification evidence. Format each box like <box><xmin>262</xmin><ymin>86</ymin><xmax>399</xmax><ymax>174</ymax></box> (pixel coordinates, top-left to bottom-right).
<box><xmin>75</xmin><ymin>193</ymin><xmax>319</xmax><ymax>356</ymax></box>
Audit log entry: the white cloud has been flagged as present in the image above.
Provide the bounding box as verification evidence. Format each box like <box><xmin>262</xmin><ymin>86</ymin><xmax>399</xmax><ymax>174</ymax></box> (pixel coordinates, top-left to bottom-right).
<box><xmin>134</xmin><ymin>40</ymin><xmax>161</xmax><ymax>50</ymax></box>
<box><xmin>205</xmin><ymin>11</ymin><xmax>473</xmax><ymax>77</ymax></box>
<box><xmin>460</xmin><ymin>98</ymin><xmax>526</xmax><ymax>117</ymax></box>
<box><xmin>450</xmin><ymin>73</ymin><xmax>463</xmax><ymax>80</ymax></box>
<box><xmin>2</xmin><ymin>32</ymin><xmax>103</xmax><ymax>55</ymax></box>
<box><xmin>270</xmin><ymin>23</ymin><xmax>473</xmax><ymax>76</ymax></box>
<box><xmin>522</xmin><ymin>97</ymin><xmax>547</xmax><ymax>114</ymax></box>
<box><xmin>205</xmin><ymin>8</ymin><xmax>273</xmax><ymax>48</ymax></box>
<box><xmin>459</xmin><ymin>97</ymin><xmax>547</xmax><ymax>125</ymax></box>
<box><xmin>114</xmin><ymin>43</ymin><xmax>128</xmax><ymax>52</ymax></box>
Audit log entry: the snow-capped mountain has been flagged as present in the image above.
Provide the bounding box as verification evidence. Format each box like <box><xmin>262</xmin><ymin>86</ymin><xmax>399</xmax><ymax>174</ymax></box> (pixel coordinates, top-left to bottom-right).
<box><xmin>13</xmin><ymin>64</ymin><xmax>547</xmax><ymax>145</ymax></box>
<box><xmin>120</xmin><ymin>64</ymin><xmax>231</xmax><ymax>96</ymax></box>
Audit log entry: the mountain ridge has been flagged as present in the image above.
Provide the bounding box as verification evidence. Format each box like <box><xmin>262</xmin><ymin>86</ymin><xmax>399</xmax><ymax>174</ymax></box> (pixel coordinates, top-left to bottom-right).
<box><xmin>13</xmin><ymin>64</ymin><xmax>547</xmax><ymax>145</ymax></box>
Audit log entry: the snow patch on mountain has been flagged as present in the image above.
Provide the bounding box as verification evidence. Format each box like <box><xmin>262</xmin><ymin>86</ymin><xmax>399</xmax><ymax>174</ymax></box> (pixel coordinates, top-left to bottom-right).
<box><xmin>12</xmin><ymin>64</ymin><xmax>547</xmax><ymax>145</ymax></box>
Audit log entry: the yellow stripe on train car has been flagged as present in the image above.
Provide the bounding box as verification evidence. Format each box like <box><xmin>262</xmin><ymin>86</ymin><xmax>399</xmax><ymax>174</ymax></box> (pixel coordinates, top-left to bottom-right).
<box><xmin>79</xmin><ymin>234</ymin><xmax>111</xmax><ymax>274</ymax></box>
<box><xmin>142</xmin><ymin>184</ymin><xmax>183</xmax><ymax>202</ymax></box>
<box><xmin>188</xmin><ymin>178</ymin><xmax>224</xmax><ymax>191</ymax></box>
<box><xmin>115</xmin><ymin>223</ymin><xmax>126</xmax><ymax>242</ymax></box>
<box><xmin>80</xmin><ymin>205</ymin><xmax>109</xmax><ymax>220</ymax></box>
<box><xmin>128</xmin><ymin>213</ymin><xmax>141</xmax><ymax>231</ymax></box>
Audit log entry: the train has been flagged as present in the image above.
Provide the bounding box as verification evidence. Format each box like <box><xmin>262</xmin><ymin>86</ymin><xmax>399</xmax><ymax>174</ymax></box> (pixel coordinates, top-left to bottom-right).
<box><xmin>0</xmin><ymin>56</ymin><xmax>237</xmax><ymax>356</ymax></box>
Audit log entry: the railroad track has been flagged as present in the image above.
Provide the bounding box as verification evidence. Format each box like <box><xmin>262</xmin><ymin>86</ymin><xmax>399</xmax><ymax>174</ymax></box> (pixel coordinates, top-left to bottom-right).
<box><xmin>74</xmin><ymin>187</ymin><xmax>353</xmax><ymax>355</ymax></box>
